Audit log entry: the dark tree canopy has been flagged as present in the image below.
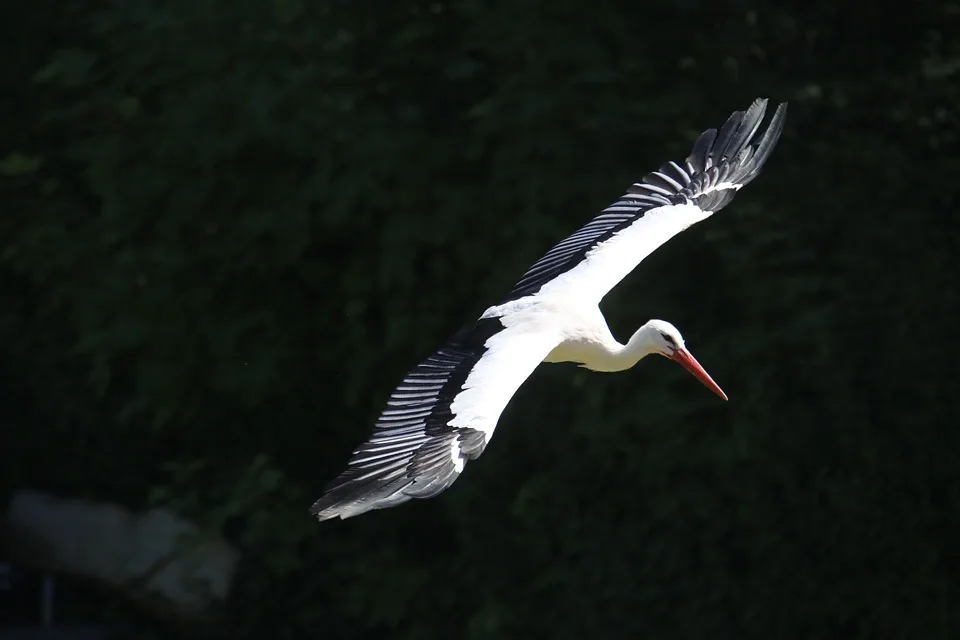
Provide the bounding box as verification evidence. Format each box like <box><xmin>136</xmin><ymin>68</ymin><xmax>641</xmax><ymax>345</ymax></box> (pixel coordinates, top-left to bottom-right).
<box><xmin>1</xmin><ymin>0</ymin><xmax>958</xmax><ymax>638</ymax></box>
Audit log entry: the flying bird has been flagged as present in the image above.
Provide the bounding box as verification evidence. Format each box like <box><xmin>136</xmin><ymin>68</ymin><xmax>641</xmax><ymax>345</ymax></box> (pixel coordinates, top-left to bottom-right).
<box><xmin>311</xmin><ymin>98</ymin><xmax>787</xmax><ymax>521</ymax></box>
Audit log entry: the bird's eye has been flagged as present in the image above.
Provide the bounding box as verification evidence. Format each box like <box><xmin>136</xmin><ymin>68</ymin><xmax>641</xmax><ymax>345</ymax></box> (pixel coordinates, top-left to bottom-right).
<box><xmin>660</xmin><ymin>332</ymin><xmax>676</xmax><ymax>346</ymax></box>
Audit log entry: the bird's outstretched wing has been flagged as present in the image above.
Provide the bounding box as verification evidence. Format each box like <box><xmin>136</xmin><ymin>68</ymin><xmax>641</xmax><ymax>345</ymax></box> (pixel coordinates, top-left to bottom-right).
<box><xmin>310</xmin><ymin>315</ymin><xmax>561</xmax><ymax>521</ymax></box>
<box><xmin>501</xmin><ymin>98</ymin><xmax>787</xmax><ymax>304</ymax></box>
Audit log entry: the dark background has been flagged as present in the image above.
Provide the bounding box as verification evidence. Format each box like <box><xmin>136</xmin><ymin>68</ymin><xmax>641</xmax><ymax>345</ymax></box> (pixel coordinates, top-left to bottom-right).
<box><xmin>2</xmin><ymin>0</ymin><xmax>958</xmax><ymax>638</ymax></box>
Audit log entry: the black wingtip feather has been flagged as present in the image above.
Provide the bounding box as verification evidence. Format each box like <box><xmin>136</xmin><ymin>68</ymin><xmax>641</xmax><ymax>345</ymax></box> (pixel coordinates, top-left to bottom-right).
<box><xmin>688</xmin><ymin>98</ymin><xmax>787</xmax><ymax>194</ymax></box>
<box><xmin>310</xmin><ymin>469</ymin><xmax>413</xmax><ymax>521</ymax></box>
<box><xmin>687</xmin><ymin>128</ymin><xmax>717</xmax><ymax>173</ymax></box>
<box><xmin>713</xmin><ymin>108</ymin><xmax>749</xmax><ymax>160</ymax></box>
<box><xmin>690</xmin><ymin>98</ymin><xmax>770</xmax><ymax>173</ymax></box>
<box><xmin>748</xmin><ymin>101</ymin><xmax>788</xmax><ymax>171</ymax></box>
<box><xmin>716</xmin><ymin>98</ymin><xmax>767</xmax><ymax>161</ymax></box>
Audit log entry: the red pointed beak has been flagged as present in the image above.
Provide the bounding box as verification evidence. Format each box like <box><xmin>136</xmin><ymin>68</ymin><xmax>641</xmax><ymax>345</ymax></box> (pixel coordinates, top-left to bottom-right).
<box><xmin>669</xmin><ymin>348</ymin><xmax>728</xmax><ymax>401</ymax></box>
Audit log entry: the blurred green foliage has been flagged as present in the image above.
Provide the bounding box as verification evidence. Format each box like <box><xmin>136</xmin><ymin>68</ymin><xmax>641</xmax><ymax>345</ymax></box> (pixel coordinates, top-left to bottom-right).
<box><xmin>2</xmin><ymin>0</ymin><xmax>959</xmax><ymax>638</ymax></box>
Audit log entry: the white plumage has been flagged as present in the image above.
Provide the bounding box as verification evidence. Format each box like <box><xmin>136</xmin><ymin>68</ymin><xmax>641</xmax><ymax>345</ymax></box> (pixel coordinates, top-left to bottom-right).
<box><xmin>311</xmin><ymin>98</ymin><xmax>787</xmax><ymax>522</ymax></box>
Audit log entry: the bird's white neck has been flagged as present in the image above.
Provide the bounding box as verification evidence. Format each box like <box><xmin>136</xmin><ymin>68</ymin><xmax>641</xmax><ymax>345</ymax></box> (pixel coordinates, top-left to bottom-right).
<box><xmin>578</xmin><ymin>323</ymin><xmax>665</xmax><ymax>373</ymax></box>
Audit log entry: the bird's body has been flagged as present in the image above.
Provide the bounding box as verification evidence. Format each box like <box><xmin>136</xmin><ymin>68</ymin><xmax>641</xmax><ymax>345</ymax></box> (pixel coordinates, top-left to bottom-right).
<box><xmin>311</xmin><ymin>98</ymin><xmax>787</xmax><ymax>522</ymax></box>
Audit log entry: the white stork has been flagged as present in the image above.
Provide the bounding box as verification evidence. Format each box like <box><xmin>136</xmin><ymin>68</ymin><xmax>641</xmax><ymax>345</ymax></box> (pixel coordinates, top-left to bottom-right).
<box><xmin>311</xmin><ymin>98</ymin><xmax>787</xmax><ymax>521</ymax></box>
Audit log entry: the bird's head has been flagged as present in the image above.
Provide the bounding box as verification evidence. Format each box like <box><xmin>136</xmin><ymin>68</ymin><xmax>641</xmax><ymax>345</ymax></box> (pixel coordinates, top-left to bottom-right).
<box><xmin>644</xmin><ymin>319</ymin><xmax>728</xmax><ymax>401</ymax></box>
